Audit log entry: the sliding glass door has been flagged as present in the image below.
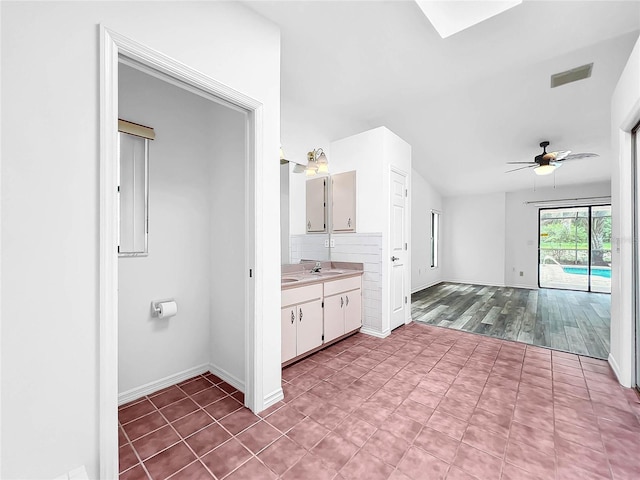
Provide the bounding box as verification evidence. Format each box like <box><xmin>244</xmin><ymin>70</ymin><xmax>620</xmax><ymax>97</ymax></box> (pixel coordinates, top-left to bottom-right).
<box><xmin>539</xmin><ymin>205</ymin><xmax>611</xmax><ymax>293</ymax></box>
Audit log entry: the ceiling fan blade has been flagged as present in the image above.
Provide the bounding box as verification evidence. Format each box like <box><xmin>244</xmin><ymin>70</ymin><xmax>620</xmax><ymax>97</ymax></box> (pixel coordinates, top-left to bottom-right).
<box><xmin>506</xmin><ymin>162</ymin><xmax>536</xmax><ymax>165</ymax></box>
<box><xmin>505</xmin><ymin>165</ymin><xmax>536</xmax><ymax>173</ymax></box>
<box><xmin>549</xmin><ymin>150</ymin><xmax>571</xmax><ymax>160</ymax></box>
<box><xmin>559</xmin><ymin>152</ymin><xmax>599</xmax><ymax>161</ymax></box>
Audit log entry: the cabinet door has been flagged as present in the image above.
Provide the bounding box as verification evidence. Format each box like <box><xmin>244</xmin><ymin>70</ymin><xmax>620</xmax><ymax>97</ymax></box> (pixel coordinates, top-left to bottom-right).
<box><xmin>323</xmin><ymin>294</ymin><xmax>345</xmax><ymax>343</ymax></box>
<box><xmin>306</xmin><ymin>177</ymin><xmax>327</xmax><ymax>232</ymax></box>
<box><xmin>296</xmin><ymin>298</ymin><xmax>323</xmax><ymax>354</ymax></box>
<box><xmin>344</xmin><ymin>289</ymin><xmax>362</xmax><ymax>333</ymax></box>
<box><xmin>331</xmin><ymin>171</ymin><xmax>356</xmax><ymax>232</ymax></box>
<box><xmin>281</xmin><ymin>307</ymin><xmax>297</xmax><ymax>363</ymax></box>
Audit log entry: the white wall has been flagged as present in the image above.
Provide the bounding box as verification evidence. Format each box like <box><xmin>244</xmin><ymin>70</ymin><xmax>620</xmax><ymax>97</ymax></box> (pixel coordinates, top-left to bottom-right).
<box><xmin>330</xmin><ymin>128</ymin><xmax>385</xmax><ymax>233</ymax></box>
<box><xmin>118</xmin><ymin>65</ymin><xmax>212</xmax><ymax>394</ymax></box>
<box><xmin>209</xmin><ymin>102</ymin><xmax>247</xmax><ymax>390</ymax></box>
<box><xmin>610</xmin><ymin>34</ymin><xmax>640</xmax><ymax>387</ymax></box>
<box><xmin>282</xmin><ymin>99</ymin><xmax>370</xmax><ymax>237</ymax></box>
<box><xmin>0</xmin><ymin>2</ymin><xmax>280</xmax><ymax>478</ymax></box>
<box><xmin>442</xmin><ymin>192</ymin><xmax>507</xmax><ymax>286</ymax></box>
<box><xmin>330</xmin><ymin>127</ymin><xmax>412</xmax><ymax>336</ymax></box>
<box><xmin>411</xmin><ymin>169</ymin><xmax>443</xmax><ymax>293</ymax></box>
<box><xmin>504</xmin><ymin>182</ymin><xmax>611</xmax><ymax>289</ymax></box>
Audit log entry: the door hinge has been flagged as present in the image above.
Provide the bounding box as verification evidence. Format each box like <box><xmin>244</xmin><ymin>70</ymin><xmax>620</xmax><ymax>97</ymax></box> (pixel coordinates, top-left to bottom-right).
<box><xmin>405</xmin><ymin>242</ymin><xmax>408</xmax><ymax>250</ymax></box>
<box><xmin>405</xmin><ymin>296</ymin><xmax>408</xmax><ymax>304</ymax></box>
<box><xmin>405</xmin><ymin>189</ymin><xmax>408</xmax><ymax>197</ymax></box>
<box><xmin>322</xmin><ymin>334</ymin><xmax>325</xmax><ymax>341</ymax></box>
<box><xmin>117</xmin><ymin>245</ymin><xmax>120</xmax><ymax>253</ymax></box>
<box><xmin>249</xmin><ymin>269</ymin><xmax>253</xmax><ymax>278</ymax></box>
<box><xmin>321</xmin><ymin>301</ymin><xmax>324</xmax><ymax>308</ymax></box>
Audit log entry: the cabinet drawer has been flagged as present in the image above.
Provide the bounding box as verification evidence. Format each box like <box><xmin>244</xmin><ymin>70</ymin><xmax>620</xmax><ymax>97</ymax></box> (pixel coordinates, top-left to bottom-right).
<box><xmin>324</xmin><ymin>275</ymin><xmax>362</xmax><ymax>297</ymax></box>
<box><xmin>281</xmin><ymin>283</ymin><xmax>323</xmax><ymax>308</ymax></box>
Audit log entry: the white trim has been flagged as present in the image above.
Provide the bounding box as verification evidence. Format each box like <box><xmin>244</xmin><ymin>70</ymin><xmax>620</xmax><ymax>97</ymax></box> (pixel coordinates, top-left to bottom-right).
<box><xmin>444</xmin><ymin>279</ymin><xmax>506</xmax><ymax>288</ymax></box>
<box><xmin>100</xmin><ymin>25</ymin><xmax>263</xmax><ymax>479</ymax></box>
<box><xmin>209</xmin><ymin>363</ymin><xmax>246</xmax><ymax>394</ymax></box>
<box><xmin>360</xmin><ymin>326</ymin><xmax>391</xmax><ymax>338</ymax></box>
<box><xmin>0</xmin><ymin>2</ymin><xmax>3</xmax><ymax>473</ymax></box>
<box><xmin>99</xmin><ymin>26</ymin><xmax>120</xmax><ymax>480</ymax></box>
<box><xmin>263</xmin><ymin>388</ymin><xmax>285</xmax><ymax>410</ymax></box>
<box><xmin>411</xmin><ymin>280</ymin><xmax>442</xmax><ymax>294</ymax></box>
<box><xmin>118</xmin><ymin>364</ymin><xmax>210</xmax><ymax>406</ymax></box>
<box><xmin>507</xmin><ymin>283</ymin><xmax>538</xmax><ymax>290</ymax></box>
<box><xmin>608</xmin><ymin>353</ymin><xmax>629</xmax><ymax>387</ymax></box>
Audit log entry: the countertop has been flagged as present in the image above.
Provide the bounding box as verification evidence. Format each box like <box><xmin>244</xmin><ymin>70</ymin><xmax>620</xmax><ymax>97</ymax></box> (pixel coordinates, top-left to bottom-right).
<box><xmin>281</xmin><ymin>261</ymin><xmax>364</xmax><ymax>290</ymax></box>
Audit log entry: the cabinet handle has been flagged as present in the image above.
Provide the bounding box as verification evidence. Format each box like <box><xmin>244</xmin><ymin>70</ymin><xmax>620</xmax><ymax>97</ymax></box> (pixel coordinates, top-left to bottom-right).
<box><xmin>347</xmin><ymin>217</ymin><xmax>351</xmax><ymax>228</ymax></box>
<box><xmin>340</xmin><ymin>297</ymin><xmax>344</xmax><ymax>308</ymax></box>
<box><xmin>307</xmin><ymin>220</ymin><xmax>311</xmax><ymax>230</ymax></box>
<box><xmin>291</xmin><ymin>310</ymin><xmax>295</xmax><ymax>324</ymax></box>
<box><xmin>345</xmin><ymin>295</ymin><xmax>349</xmax><ymax>307</ymax></box>
<box><xmin>299</xmin><ymin>307</ymin><xmax>303</xmax><ymax>321</ymax></box>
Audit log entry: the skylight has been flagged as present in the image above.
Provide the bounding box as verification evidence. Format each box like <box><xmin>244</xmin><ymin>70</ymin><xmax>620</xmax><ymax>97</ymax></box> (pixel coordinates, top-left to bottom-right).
<box><xmin>415</xmin><ymin>0</ymin><xmax>522</xmax><ymax>39</ymax></box>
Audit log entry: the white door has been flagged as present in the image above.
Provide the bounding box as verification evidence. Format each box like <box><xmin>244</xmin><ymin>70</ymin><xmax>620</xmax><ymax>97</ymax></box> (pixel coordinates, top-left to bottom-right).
<box><xmin>390</xmin><ymin>170</ymin><xmax>407</xmax><ymax>330</ymax></box>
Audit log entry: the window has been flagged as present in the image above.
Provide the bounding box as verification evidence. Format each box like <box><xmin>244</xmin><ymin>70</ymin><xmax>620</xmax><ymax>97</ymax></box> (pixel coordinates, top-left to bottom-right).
<box><xmin>431</xmin><ymin>211</ymin><xmax>440</xmax><ymax>268</ymax></box>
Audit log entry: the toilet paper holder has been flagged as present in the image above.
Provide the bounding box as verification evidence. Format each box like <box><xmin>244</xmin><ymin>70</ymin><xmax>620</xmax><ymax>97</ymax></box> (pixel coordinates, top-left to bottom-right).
<box><xmin>151</xmin><ymin>299</ymin><xmax>177</xmax><ymax>318</ymax></box>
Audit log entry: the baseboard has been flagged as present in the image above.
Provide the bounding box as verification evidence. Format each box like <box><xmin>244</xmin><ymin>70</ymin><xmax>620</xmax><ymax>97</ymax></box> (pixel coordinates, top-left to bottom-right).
<box><xmin>411</xmin><ymin>280</ymin><xmax>442</xmax><ymax>294</ymax></box>
<box><xmin>506</xmin><ymin>283</ymin><xmax>538</xmax><ymax>290</ymax></box>
<box><xmin>360</xmin><ymin>326</ymin><xmax>391</xmax><ymax>338</ymax></box>
<box><xmin>209</xmin><ymin>363</ymin><xmax>245</xmax><ymax>393</ymax></box>
<box><xmin>608</xmin><ymin>353</ymin><xmax>631</xmax><ymax>388</ymax></box>
<box><xmin>118</xmin><ymin>363</ymin><xmax>210</xmax><ymax>406</ymax></box>
<box><xmin>263</xmin><ymin>388</ymin><xmax>284</xmax><ymax>410</ymax></box>
<box><xmin>444</xmin><ymin>279</ymin><xmax>506</xmax><ymax>288</ymax></box>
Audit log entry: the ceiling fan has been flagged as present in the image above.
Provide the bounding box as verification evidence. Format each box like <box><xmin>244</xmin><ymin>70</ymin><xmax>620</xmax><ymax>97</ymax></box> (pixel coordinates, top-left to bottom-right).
<box><xmin>506</xmin><ymin>141</ymin><xmax>599</xmax><ymax>176</ymax></box>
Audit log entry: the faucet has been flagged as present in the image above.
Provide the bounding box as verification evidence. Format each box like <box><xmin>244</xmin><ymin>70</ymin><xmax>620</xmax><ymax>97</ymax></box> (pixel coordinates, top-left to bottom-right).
<box><xmin>310</xmin><ymin>261</ymin><xmax>322</xmax><ymax>273</ymax></box>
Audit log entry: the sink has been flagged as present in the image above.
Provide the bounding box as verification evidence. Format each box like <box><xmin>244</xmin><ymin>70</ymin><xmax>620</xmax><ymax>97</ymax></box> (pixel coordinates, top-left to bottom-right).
<box><xmin>281</xmin><ymin>278</ymin><xmax>299</xmax><ymax>283</ymax></box>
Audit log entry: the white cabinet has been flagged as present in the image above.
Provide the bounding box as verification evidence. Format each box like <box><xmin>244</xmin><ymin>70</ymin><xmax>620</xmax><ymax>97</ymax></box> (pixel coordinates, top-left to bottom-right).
<box><xmin>323</xmin><ymin>276</ymin><xmax>362</xmax><ymax>343</ymax></box>
<box><xmin>281</xmin><ymin>284</ymin><xmax>324</xmax><ymax>363</ymax></box>
<box><xmin>331</xmin><ymin>171</ymin><xmax>356</xmax><ymax>232</ymax></box>
<box><xmin>306</xmin><ymin>177</ymin><xmax>327</xmax><ymax>233</ymax></box>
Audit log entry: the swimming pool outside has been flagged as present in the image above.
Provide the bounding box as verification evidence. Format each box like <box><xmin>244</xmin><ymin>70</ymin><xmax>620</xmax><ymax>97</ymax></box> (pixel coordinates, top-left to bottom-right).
<box><xmin>562</xmin><ymin>266</ymin><xmax>612</xmax><ymax>279</ymax></box>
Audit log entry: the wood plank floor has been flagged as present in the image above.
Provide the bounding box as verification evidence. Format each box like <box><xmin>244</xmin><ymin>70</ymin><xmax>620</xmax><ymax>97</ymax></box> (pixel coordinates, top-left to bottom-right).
<box><xmin>411</xmin><ymin>283</ymin><xmax>611</xmax><ymax>359</ymax></box>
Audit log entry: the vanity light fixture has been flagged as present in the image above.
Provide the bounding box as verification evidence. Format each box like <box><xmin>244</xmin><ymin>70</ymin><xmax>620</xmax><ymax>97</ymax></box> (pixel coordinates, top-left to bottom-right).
<box><xmin>305</xmin><ymin>148</ymin><xmax>329</xmax><ymax>176</ymax></box>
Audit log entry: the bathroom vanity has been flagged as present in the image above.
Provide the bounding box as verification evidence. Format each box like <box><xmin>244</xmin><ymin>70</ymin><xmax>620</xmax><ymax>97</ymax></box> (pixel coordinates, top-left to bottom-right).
<box><xmin>281</xmin><ymin>261</ymin><xmax>363</xmax><ymax>365</ymax></box>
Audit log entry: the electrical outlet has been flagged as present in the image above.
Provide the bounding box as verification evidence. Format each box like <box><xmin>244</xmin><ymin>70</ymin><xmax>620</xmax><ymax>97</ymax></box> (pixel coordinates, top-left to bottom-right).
<box><xmin>519</xmin><ymin>271</ymin><xmax>524</xmax><ymax>277</ymax></box>
<box><xmin>330</xmin><ymin>239</ymin><xmax>335</xmax><ymax>248</ymax></box>
<box><xmin>324</xmin><ymin>239</ymin><xmax>329</xmax><ymax>247</ymax></box>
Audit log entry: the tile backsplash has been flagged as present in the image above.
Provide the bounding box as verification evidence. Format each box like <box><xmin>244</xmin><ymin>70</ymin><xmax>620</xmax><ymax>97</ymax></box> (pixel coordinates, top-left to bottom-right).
<box><xmin>289</xmin><ymin>233</ymin><xmax>383</xmax><ymax>334</ymax></box>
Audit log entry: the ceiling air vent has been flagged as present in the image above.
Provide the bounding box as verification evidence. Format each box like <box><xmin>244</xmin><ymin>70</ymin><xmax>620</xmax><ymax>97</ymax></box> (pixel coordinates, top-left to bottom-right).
<box><xmin>550</xmin><ymin>63</ymin><xmax>593</xmax><ymax>88</ymax></box>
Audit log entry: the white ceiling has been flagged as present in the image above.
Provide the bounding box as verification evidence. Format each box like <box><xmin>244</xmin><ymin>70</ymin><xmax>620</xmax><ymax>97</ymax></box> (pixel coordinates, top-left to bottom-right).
<box><xmin>246</xmin><ymin>1</ymin><xmax>640</xmax><ymax>196</ymax></box>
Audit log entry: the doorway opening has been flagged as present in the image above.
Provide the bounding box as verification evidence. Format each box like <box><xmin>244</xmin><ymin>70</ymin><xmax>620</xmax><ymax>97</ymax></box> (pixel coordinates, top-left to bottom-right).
<box><xmin>100</xmin><ymin>27</ymin><xmax>262</xmax><ymax>479</ymax></box>
<box><xmin>538</xmin><ymin>205</ymin><xmax>612</xmax><ymax>293</ymax></box>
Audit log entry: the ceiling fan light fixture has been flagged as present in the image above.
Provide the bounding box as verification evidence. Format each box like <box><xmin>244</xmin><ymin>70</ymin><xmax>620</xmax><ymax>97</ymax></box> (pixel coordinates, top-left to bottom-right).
<box><xmin>534</xmin><ymin>164</ymin><xmax>556</xmax><ymax>176</ymax></box>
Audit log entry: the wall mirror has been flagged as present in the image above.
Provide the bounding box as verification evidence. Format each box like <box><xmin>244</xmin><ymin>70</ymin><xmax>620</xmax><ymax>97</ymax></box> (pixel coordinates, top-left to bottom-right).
<box><xmin>118</xmin><ymin>119</ymin><xmax>154</xmax><ymax>256</ymax></box>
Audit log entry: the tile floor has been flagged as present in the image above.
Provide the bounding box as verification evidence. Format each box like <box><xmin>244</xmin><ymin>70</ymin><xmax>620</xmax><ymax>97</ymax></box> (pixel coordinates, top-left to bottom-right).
<box><xmin>119</xmin><ymin>322</ymin><xmax>640</xmax><ymax>480</ymax></box>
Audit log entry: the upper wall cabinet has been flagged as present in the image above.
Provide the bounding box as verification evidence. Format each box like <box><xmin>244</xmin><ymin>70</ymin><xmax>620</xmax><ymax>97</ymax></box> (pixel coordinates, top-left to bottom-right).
<box><xmin>331</xmin><ymin>171</ymin><xmax>356</xmax><ymax>233</ymax></box>
<box><xmin>306</xmin><ymin>176</ymin><xmax>327</xmax><ymax>233</ymax></box>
